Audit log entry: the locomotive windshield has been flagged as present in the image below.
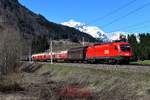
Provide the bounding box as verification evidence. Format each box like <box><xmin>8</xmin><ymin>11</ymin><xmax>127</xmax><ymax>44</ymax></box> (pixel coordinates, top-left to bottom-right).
<box><xmin>120</xmin><ymin>45</ymin><xmax>131</xmax><ymax>52</ymax></box>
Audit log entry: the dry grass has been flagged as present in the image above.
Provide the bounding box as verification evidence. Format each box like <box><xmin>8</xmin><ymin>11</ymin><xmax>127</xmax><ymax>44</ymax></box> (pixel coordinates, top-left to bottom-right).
<box><xmin>37</xmin><ymin>64</ymin><xmax>150</xmax><ymax>100</ymax></box>
<box><xmin>1</xmin><ymin>62</ymin><xmax>150</xmax><ymax>100</ymax></box>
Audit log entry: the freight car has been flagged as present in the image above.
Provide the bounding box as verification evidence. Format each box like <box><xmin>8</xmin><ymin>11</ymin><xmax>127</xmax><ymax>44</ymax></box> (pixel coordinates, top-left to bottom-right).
<box><xmin>68</xmin><ymin>47</ymin><xmax>87</xmax><ymax>62</ymax></box>
<box><xmin>31</xmin><ymin>41</ymin><xmax>133</xmax><ymax>64</ymax></box>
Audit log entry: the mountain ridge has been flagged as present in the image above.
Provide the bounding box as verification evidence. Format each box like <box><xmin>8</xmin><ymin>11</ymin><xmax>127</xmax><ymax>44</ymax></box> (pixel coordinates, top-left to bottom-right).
<box><xmin>62</xmin><ymin>20</ymin><xmax>139</xmax><ymax>42</ymax></box>
<box><xmin>0</xmin><ymin>0</ymin><xmax>97</xmax><ymax>42</ymax></box>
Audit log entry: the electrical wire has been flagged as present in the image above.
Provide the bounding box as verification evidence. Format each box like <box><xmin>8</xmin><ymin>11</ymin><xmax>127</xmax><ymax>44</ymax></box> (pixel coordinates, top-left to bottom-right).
<box><xmin>89</xmin><ymin>0</ymin><xmax>138</xmax><ymax>24</ymax></box>
<box><xmin>101</xmin><ymin>2</ymin><xmax>150</xmax><ymax>28</ymax></box>
<box><xmin>107</xmin><ymin>20</ymin><xmax>150</xmax><ymax>32</ymax></box>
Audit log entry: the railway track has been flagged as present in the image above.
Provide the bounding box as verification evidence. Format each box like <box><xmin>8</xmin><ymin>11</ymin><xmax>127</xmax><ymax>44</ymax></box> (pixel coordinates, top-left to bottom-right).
<box><xmin>34</xmin><ymin>61</ymin><xmax>150</xmax><ymax>74</ymax></box>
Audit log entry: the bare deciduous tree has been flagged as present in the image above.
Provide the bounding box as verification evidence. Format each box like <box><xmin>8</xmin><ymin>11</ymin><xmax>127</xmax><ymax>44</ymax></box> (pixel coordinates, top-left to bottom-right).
<box><xmin>0</xmin><ymin>28</ymin><xmax>22</xmax><ymax>76</ymax></box>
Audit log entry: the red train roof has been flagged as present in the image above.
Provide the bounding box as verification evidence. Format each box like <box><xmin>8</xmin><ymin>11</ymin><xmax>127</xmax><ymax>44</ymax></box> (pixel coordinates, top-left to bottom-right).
<box><xmin>92</xmin><ymin>41</ymin><xmax>129</xmax><ymax>46</ymax></box>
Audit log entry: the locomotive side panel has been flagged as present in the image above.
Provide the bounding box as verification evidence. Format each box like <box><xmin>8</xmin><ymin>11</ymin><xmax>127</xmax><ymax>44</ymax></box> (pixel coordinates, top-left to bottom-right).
<box><xmin>94</xmin><ymin>44</ymin><xmax>110</xmax><ymax>58</ymax></box>
<box><xmin>86</xmin><ymin>44</ymin><xmax>119</xmax><ymax>59</ymax></box>
<box><xmin>85</xmin><ymin>46</ymin><xmax>95</xmax><ymax>59</ymax></box>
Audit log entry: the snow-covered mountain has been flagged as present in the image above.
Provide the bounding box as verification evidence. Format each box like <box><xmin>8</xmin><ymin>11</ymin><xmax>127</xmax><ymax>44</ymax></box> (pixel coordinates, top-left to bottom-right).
<box><xmin>61</xmin><ymin>20</ymin><xmax>139</xmax><ymax>42</ymax></box>
<box><xmin>61</xmin><ymin>19</ymin><xmax>108</xmax><ymax>41</ymax></box>
<box><xmin>107</xmin><ymin>32</ymin><xmax>128</xmax><ymax>40</ymax></box>
<box><xmin>107</xmin><ymin>32</ymin><xmax>140</xmax><ymax>42</ymax></box>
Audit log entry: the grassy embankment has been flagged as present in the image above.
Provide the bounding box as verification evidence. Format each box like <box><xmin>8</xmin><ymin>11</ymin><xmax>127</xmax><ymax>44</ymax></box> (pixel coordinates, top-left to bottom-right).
<box><xmin>37</xmin><ymin>64</ymin><xmax>150</xmax><ymax>100</ymax></box>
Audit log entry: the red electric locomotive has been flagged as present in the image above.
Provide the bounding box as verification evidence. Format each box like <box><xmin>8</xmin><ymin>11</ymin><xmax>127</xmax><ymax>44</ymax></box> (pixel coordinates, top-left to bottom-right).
<box><xmin>85</xmin><ymin>42</ymin><xmax>132</xmax><ymax>64</ymax></box>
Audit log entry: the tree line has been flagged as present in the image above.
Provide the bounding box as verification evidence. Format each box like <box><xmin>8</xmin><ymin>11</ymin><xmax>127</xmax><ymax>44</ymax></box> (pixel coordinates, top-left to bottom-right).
<box><xmin>128</xmin><ymin>33</ymin><xmax>150</xmax><ymax>60</ymax></box>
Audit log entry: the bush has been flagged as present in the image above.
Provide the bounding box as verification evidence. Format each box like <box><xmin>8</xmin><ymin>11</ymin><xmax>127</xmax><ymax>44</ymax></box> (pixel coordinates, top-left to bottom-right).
<box><xmin>0</xmin><ymin>80</ymin><xmax>23</xmax><ymax>92</ymax></box>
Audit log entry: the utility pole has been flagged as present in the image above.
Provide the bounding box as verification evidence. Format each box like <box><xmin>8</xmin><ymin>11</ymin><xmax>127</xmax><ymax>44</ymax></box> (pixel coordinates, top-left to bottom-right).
<box><xmin>29</xmin><ymin>46</ymin><xmax>31</xmax><ymax>63</ymax></box>
<box><xmin>28</xmin><ymin>40</ymin><xmax>32</xmax><ymax>63</ymax></box>
<box><xmin>50</xmin><ymin>39</ymin><xmax>53</xmax><ymax>64</ymax></box>
<box><xmin>82</xmin><ymin>37</ymin><xmax>85</xmax><ymax>46</ymax></box>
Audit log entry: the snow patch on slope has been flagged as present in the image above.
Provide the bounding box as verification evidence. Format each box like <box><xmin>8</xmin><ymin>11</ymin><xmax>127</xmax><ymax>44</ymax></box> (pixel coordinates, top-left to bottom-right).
<box><xmin>62</xmin><ymin>19</ymin><xmax>106</xmax><ymax>39</ymax></box>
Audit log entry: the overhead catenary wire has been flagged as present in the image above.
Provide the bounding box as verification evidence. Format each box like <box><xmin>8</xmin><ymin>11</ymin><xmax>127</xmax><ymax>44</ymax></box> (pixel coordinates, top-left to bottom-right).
<box><xmin>89</xmin><ymin>0</ymin><xmax>138</xmax><ymax>24</ymax></box>
<box><xmin>101</xmin><ymin>2</ymin><xmax>150</xmax><ymax>28</ymax></box>
<box><xmin>106</xmin><ymin>25</ymin><xmax>150</xmax><ymax>34</ymax></box>
<box><xmin>125</xmin><ymin>25</ymin><xmax>150</xmax><ymax>32</ymax></box>
<box><xmin>107</xmin><ymin>20</ymin><xmax>150</xmax><ymax>33</ymax></box>
<box><xmin>122</xmin><ymin>25</ymin><xmax>150</xmax><ymax>33</ymax></box>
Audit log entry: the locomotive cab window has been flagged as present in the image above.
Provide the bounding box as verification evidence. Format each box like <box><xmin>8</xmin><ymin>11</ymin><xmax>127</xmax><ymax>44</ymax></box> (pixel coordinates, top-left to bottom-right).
<box><xmin>120</xmin><ymin>45</ymin><xmax>130</xmax><ymax>52</ymax></box>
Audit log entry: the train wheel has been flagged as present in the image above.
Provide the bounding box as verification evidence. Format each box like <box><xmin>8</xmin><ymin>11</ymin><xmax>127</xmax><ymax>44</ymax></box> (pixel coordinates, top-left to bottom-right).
<box><xmin>83</xmin><ymin>60</ymin><xmax>88</xmax><ymax>64</ymax></box>
<box><xmin>122</xmin><ymin>60</ymin><xmax>130</xmax><ymax>64</ymax></box>
<box><xmin>87</xmin><ymin>59</ymin><xmax>94</xmax><ymax>64</ymax></box>
<box><xmin>108</xmin><ymin>59</ymin><xmax>117</xmax><ymax>65</ymax></box>
<box><xmin>116</xmin><ymin>60</ymin><xmax>121</xmax><ymax>65</ymax></box>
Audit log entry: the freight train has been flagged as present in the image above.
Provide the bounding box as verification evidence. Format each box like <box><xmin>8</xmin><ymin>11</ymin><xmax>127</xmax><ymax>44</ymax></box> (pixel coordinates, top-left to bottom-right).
<box><xmin>31</xmin><ymin>41</ymin><xmax>133</xmax><ymax>64</ymax></box>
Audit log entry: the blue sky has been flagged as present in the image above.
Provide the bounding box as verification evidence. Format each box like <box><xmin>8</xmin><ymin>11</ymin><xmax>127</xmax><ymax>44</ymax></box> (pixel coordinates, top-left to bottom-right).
<box><xmin>19</xmin><ymin>0</ymin><xmax>150</xmax><ymax>33</ymax></box>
